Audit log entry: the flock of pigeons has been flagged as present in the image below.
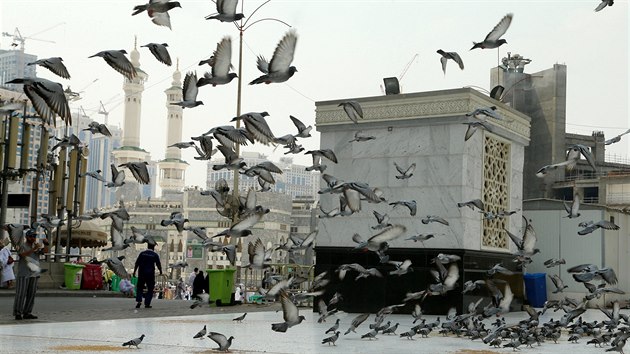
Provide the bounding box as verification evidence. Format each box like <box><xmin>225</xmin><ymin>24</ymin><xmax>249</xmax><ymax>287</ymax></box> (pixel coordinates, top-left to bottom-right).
<box><xmin>1</xmin><ymin>0</ymin><xmax>626</xmax><ymax>352</ymax></box>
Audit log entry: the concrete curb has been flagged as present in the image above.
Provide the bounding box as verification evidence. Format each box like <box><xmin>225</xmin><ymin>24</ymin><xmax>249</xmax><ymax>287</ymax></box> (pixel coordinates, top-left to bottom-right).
<box><xmin>0</xmin><ymin>289</ymin><xmax>124</xmax><ymax>298</ymax></box>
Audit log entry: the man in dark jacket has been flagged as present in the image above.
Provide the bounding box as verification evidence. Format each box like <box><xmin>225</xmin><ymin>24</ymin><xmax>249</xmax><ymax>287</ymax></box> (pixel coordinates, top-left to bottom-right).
<box><xmin>192</xmin><ymin>269</ymin><xmax>206</xmax><ymax>300</ymax></box>
<box><xmin>133</xmin><ymin>243</ymin><xmax>162</xmax><ymax>309</ymax></box>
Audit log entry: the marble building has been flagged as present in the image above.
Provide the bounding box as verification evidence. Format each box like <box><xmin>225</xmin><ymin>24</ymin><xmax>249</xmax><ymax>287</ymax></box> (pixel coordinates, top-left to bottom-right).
<box><xmin>314</xmin><ymin>88</ymin><xmax>530</xmax><ymax>313</ymax></box>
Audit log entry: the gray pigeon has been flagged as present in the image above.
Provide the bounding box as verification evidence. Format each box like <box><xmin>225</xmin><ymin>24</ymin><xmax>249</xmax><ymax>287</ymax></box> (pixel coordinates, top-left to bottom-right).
<box><xmin>207</xmin><ymin>332</ymin><xmax>234</xmax><ymax>352</ymax></box>
<box><xmin>141</xmin><ymin>43</ymin><xmax>172</xmax><ymax>66</ymax></box>
<box><xmin>466</xmin><ymin>106</ymin><xmax>503</xmax><ymax>120</ymax></box>
<box><xmin>6</xmin><ymin>78</ymin><xmax>71</xmax><ymax>126</ymax></box>
<box><xmin>80</xmin><ymin>169</ymin><xmax>107</xmax><ymax>182</ymax></box>
<box><xmin>193</xmin><ymin>325</ymin><xmax>207</xmax><ymax>339</ymax></box>
<box><xmin>349</xmin><ymin>131</ymin><xmax>376</xmax><ymax>142</ymax></box>
<box><xmin>250</xmin><ymin>30</ymin><xmax>298</xmax><ymax>85</ymax></box>
<box><xmin>605</xmin><ymin>128</ymin><xmax>630</xmax><ymax>145</ymax></box>
<box><xmin>422</xmin><ymin>215</ymin><xmax>449</xmax><ymax>226</ymax></box>
<box><xmin>578</xmin><ymin>220</ymin><xmax>620</xmax><ymax>235</ymax></box>
<box><xmin>322</xmin><ymin>331</ymin><xmax>340</xmax><ymax>346</ymax></box>
<box><xmin>344</xmin><ymin>313</ymin><xmax>370</xmax><ymax>335</ymax></box>
<box><xmin>232</xmin><ymin>312</ymin><xmax>247</xmax><ymax>322</ymax></box>
<box><xmin>563</xmin><ymin>194</ymin><xmax>581</xmax><ymax>218</ymax></box>
<box><xmin>88</xmin><ymin>50</ymin><xmax>137</xmax><ymax>80</ymax></box>
<box><xmin>83</xmin><ymin>121</ymin><xmax>112</xmax><ymax>137</ymax></box>
<box><xmin>106</xmin><ymin>163</ymin><xmax>125</xmax><ymax>188</ymax></box>
<box><xmin>394</xmin><ymin>162</ymin><xmax>416</xmax><ymax>179</ymax></box>
<box><xmin>471</xmin><ymin>13</ymin><xmax>513</xmax><ymax>50</ymax></box>
<box><xmin>595</xmin><ymin>0</ymin><xmax>614</xmax><ymax>12</ymax></box>
<box><xmin>197</xmin><ymin>37</ymin><xmax>237</xmax><ymax>87</ymax></box>
<box><xmin>271</xmin><ymin>289</ymin><xmax>306</xmax><ymax>332</ymax></box>
<box><xmin>132</xmin><ymin>1</ymin><xmax>181</xmax><ymax>29</ymax></box>
<box><xmin>339</xmin><ymin>101</ymin><xmax>363</xmax><ymax>123</ymax></box>
<box><xmin>289</xmin><ymin>115</ymin><xmax>312</xmax><ymax>138</ymax></box>
<box><xmin>232</xmin><ymin>112</ymin><xmax>275</xmax><ymax>145</ymax></box>
<box><xmin>118</xmin><ymin>161</ymin><xmax>150</xmax><ymax>184</ymax></box>
<box><xmin>389</xmin><ymin>200</ymin><xmax>416</xmax><ymax>216</ymax></box>
<box><xmin>122</xmin><ymin>334</ymin><xmax>145</xmax><ymax>349</ymax></box>
<box><xmin>437</xmin><ymin>50</ymin><xmax>464</xmax><ymax>74</ymax></box>
<box><xmin>27</xmin><ymin>57</ymin><xmax>70</xmax><ymax>79</ymax></box>
<box><xmin>171</xmin><ymin>72</ymin><xmax>203</xmax><ymax>108</ymax></box>
<box><xmin>463</xmin><ymin>120</ymin><xmax>493</xmax><ymax>141</ymax></box>
<box><xmin>457</xmin><ymin>199</ymin><xmax>484</xmax><ymax>211</ymax></box>
<box><xmin>205</xmin><ymin>0</ymin><xmax>244</xmax><ymax>22</ymax></box>
<box><xmin>548</xmin><ymin>274</ymin><xmax>568</xmax><ymax>293</ymax></box>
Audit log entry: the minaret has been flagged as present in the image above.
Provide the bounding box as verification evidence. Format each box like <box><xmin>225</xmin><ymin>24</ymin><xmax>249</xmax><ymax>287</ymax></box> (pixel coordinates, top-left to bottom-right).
<box><xmin>112</xmin><ymin>37</ymin><xmax>152</xmax><ymax>202</ymax></box>
<box><xmin>158</xmin><ymin>59</ymin><xmax>188</xmax><ymax>198</ymax></box>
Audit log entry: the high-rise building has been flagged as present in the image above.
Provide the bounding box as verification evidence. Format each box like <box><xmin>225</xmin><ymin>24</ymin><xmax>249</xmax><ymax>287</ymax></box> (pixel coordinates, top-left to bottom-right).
<box><xmin>206</xmin><ymin>152</ymin><xmax>320</xmax><ymax>199</ymax></box>
<box><xmin>0</xmin><ymin>49</ymin><xmax>36</xmax><ymax>91</ymax></box>
<box><xmin>157</xmin><ymin>63</ymin><xmax>188</xmax><ymax>200</ymax></box>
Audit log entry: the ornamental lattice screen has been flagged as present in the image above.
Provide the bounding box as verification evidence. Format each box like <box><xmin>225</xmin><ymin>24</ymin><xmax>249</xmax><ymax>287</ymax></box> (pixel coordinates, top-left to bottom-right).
<box><xmin>482</xmin><ymin>134</ymin><xmax>510</xmax><ymax>249</ymax></box>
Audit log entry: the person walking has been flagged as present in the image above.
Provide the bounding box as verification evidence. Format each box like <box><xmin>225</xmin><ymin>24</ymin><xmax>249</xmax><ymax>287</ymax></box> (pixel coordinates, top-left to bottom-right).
<box><xmin>176</xmin><ymin>278</ymin><xmax>186</xmax><ymax>300</ymax></box>
<box><xmin>192</xmin><ymin>269</ymin><xmax>206</xmax><ymax>300</ymax></box>
<box><xmin>133</xmin><ymin>243</ymin><xmax>163</xmax><ymax>309</ymax></box>
<box><xmin>187</xmin><ymin>268</ymin><xmax>198</xmax><ymax>288</ymax></box>
<box><xmin>13</xmin><ymin>230</ymin><xmax>48</xmax><ymax>320</ymax></box>
<box><xmin>0</xmin><ymin>238</ymin><xmax>16</xmax><ymax>289</ymax></box>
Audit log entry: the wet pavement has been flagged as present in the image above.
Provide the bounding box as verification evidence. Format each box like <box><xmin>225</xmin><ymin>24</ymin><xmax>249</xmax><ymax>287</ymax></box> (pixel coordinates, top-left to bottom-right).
<box><xmin>0</xmin><ymin>299</ymin><xmax>625</xmax><ymax>354</ymax></box>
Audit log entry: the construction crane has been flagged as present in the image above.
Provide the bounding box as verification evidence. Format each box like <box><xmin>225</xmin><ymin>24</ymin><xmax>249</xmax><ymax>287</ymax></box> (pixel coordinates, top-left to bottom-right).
<box><xmin>2</xmin><ymin>23</ymin><xmax>64</xmax><ymax>51</ymax></box>
<box><xmin>98</xmin><ymin>101</ymin><xmax>109</xmax><ymax>125</ymax></box>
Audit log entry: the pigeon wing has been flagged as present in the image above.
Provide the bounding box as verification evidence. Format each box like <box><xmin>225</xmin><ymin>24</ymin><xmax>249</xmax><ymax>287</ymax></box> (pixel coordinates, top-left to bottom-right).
<box><xmin>182</xmin><ymin>72</ymin><xmax>199</xmax><ymax>101</ymax></box>
<box><xmin>104</xmin><ymin>50</ymin><xmax>137</xmax><ymax>80</ymax></box>
<box><xmin>485</xmin><ymin>13</ymin><xmax>513</xmax><ymax>42</ymax></box>
<box><xmin>368</xmin><ymin>225</ymin><xmax>407</xmax><ymax>244</ymax></box>
<box><xmin>268</xmin><ymin>30</ymin><xmax>297</xmax><ymax>73</ymax></box>
<box><xmin>207</xmin><ymin>332</ymin><xmax>228</xmax><ymax>349</ymax></box>
<box><xmin>289</xmin><ymin>115</ymin><xmax>307</xmax><ymax>132</ymax></box>
<box><xmin>211</xmin><ymin>37</ymin><xmax>233</xmax><ymax>77</ymax></box>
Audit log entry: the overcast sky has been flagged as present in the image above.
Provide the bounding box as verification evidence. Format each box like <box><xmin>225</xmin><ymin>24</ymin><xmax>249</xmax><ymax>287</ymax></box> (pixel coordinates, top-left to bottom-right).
<box><xmin>2</xmin><ymin>0</ymin><xmax>628</xmax><ymax>191</ymax></box>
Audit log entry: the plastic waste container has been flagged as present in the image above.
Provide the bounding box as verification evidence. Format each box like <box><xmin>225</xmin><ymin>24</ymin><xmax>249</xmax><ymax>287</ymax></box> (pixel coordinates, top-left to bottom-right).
<box><xmin>81</xmin><ymin>264</ymin><xmax>103</xmax><ymax>290</ymax></box>
<box><xmin>523</xmin><ymin>273</ymin><xmax>547</xmax><ymax>307</ymax></box>
<box><xmin>206</xmin><ymin>268</ymin><xmax>235</xmax><ymax>306</ymax></box>
<box><xmin>64</xmin><ymin>263</ymin><xmax>85</xmax><ymax>290</ymax></box>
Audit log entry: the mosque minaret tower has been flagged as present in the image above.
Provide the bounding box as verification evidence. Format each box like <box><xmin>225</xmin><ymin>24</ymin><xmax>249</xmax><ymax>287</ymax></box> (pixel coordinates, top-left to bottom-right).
<box><xmin>158</xmin><ymin>59</ymin><xmax>188</xmax><ymax>198</ymax></box>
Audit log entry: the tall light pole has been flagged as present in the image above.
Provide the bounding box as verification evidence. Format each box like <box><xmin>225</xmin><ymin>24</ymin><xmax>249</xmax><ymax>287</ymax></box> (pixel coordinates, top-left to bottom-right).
<box><xmin>228</xmin><ymin>0</ymin><xmax>290</xmax><ymax>226</ymax></box>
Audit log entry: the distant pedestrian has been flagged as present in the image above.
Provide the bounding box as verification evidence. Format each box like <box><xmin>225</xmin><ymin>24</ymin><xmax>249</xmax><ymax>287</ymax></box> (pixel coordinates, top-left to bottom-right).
<box><xmin>0</xmin><ymin>238</ymin><xmax>16</xmax><ymax>288</ymax></box>
<box><xmin>188</xmin><ymin>268</ymin><xmax>198</xmax><ymax>288</ymax></box>
<box><xmin>176</xmin><ymin>278</ymin><xmax>185</xmax><ymax>300</ymax></box>
<box><xmin>13</xmin><ymin>230</ymin><xmax>48</xmax><ymax>320</ymax></box>
<box><xmin>192</xmin><ymin>269</ymin><xmax>206</xmax><ymax>300</ymax></box>
<box><xmin>133</xmin><ymin>243</ymin><xmax>163</xmax><ymax>309</ymax></box>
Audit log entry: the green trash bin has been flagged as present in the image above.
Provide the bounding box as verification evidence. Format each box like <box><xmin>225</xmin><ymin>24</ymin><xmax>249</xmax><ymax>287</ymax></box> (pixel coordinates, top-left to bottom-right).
<box><xmin>206</xmin><ymin>269</ymin><xmax>235</xmax><ymax>306</ymax></box>
<box><xmin>63</xmin><ymin>263</ymin><xmax>85</xmax><ymax>290</ymax></box>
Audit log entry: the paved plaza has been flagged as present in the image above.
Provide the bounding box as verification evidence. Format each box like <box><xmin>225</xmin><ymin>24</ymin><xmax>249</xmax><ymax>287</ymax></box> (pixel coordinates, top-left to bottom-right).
<box><xmin>0</xmin><ymin>293</ymin><xmax>625</xmax><ymax>353</ymax></box>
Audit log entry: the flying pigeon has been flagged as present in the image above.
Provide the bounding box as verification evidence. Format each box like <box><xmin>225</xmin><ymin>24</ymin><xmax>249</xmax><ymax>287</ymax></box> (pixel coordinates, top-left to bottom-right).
<box><xmin>548</xmin><ymin>274</ymin><xmax>568</xmax><ymax>293</ymax></box>
<box><xmin>437</xmin><ymin>50</ymin><xmax>464</xmax><ymax>74</ymax></box>
<box><xmin>349</xmin><ymin>131</ymin><xmax>376</xmax><ymax>142</ymax></box>
<box><xmin>466</xmin><ymin>106</ymin><xmax>503</xmax><ymax>120</ymax></box>
<box><xmin>394</xmin><ymin>162</ymin><xmax>416</xmax><ymax>179</ymax></box>
<box><xmin>83</xmin><ymin>121</ymin><xmax>112</xmax><ymax>137</ymax></box>
<box><xmin>168</xmin><ymin>260</ymin><xmax>188</xmax><ymax>269</ymax></box>
<box><xmin>213</xmin><ymin>207</ymin><xmax>269</xmax><ymax>238</ymax></box>
<box><xmin>543</xmin><ymin>258</ymin><xmax>566</xmax><ymax>268</ymax></box>
<box><xmin>27</xmin><ymin>57</ymin><xmax>70</xmax><ymax>79</ymax></box>
<box><xmin>577</xmin><ymin>220</ymin><xmax>620</xmax><ymax>235</ymax></box>
<box><xmin>171</xmin><ymin>71</ymin><xmax>203</xmax><ymax>108</ymax></box>
<box><xmin>232</xmin><ymin>112</ymin><xmax>275</xmax><ymax>145</ymax></box>
<box><xmin>457</xmin><ymin>199</ymin><xmax>484</xmax><ymax>211</ymax></box>
<box><xmin>339</xmin><ymin>101</ymin><xmax>363</xmax><ymax>123</ymax></box>
<box><xmin>389</xmin><ymin>200</ymin><xmax>416</xmax><ymax>216</ymax></box>
<box><xmin>190</xmin><ymin>293</ymin><xmax>211</xmax><ymax>309</ymax></box>
<box><xmin>422</xmin><ymin>215</ymin><xmax>449</xmax><ymax>226</ymax></box>
<box><xmin>106</xmin><ymin>163</ymin><xmax>125</xmax><ymax>188</ymax></box>
<box><xmin>6</xmin><ymin>78</ymin><xmax>72</xmax><ymax>126</ymax></box>
<box><xmin>563</xmin><ymin>194</ymin><xmax>581</xmax><ymax>218</ymax></box>
<box><xmin>122</xmin><ymin>334</ymin><xmax>145</xmax><ymax>349</ymax></box>
<box><xmin>207</xmin><ymin>332</ymin><xmax>234</xmax><ymax>352</ymax></box>
<box><xmin>80</xmin><ymin>169</ymin><xmax>107</xmax><ymax>182</ymax></box>
<box><xmin>471</xmin><ymin>13</ymin><xmax>513</xmax><ymax>50</ymax></box>
<box><xmin>197</xmin><ymin>37</ymin><xmax>237</xmax><ymax>87</ymax></box>
<box><xmin>141</xmin><ymin>43</ymin><xmax>172</xmax><ymax>66</ymax></box>
<box><xmin>344</xmin><ymin>313</ymin><xmax>370</xmax><ymax>335</ymax></box>
<box><xmin>245</xmin><ymin>238</ymin><xmax>272</xmax><ymax>269</ymax></box>
<box><xmin>88</xmin><ymin>50</ymin><xmax>137</xmax><ymax>80</ymax></box>
<box><xmin>205</xmin><ymin>0</ymin><xmax>244</xmax><ymax>22</ymax></box>
<box><xmin>595</xmin><ymin>0</ymin><xmax>614</xmax><ymax>12</ymax></box>
<box><xmin>250</xmin><ymin>30</ymin><xmax>298</xmax><ymax>85</ymax></box>
<box><xmin>118</xmin><ymin>161</ymin><xmax>150</xmax><ymax>184</ymax></box>
<box><xmin>289</xmin><ymin>115</ymin><xmax>312</xmax><ymax>138</ymax></box>
<box><xmin>463</xmin><ymin>120</ymin><xmax>493</xmax><ymax>141</ymax></box>
<box><xmin>132</xmin><ymin>1</ymin><xmax>181</xmax><ymax>29</ymax></box>
<box><xmin>271</xmin><ymin>289</ymin><xmax>306</xmax><ymax>332</ymax></box>
<box><xmin>160</xmin><ymin>211</ymin><xmax>188</xmax><ymax>233</ymax></box>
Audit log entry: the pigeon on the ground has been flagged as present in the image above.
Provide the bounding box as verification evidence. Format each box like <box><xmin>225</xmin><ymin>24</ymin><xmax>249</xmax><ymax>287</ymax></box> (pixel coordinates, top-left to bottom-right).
<box><xmin>322</xmin><ymin>331</ymin><xmax>340</xmax><ymax>345</ymax></box>
<box><xmin>122</xmin><ymin>334</ymin><xmax>145</xmax><ymax>349</ymax></box>
<box><xmin>233</xmin><ymin>313</ymin><xmax>247</xmax><ymax>323</ymax></box>
<box><xmin>325</xmin><ymin>319</ymin><xmax>340</xmax><ymax>334</ymax></box>
<box><xmin>193</xmin><ymin>325</ymin><xmax>207</xmax><ymax>339</ymax></box>
<box><xmin>27</xmin><ymin>57</ymin><xmax>70</xmax><ymax>79</ymax></box>
<box><xmin>471</xmin><ymin>13</ymin><xmax>513</xmax><ymax>50</ymax></box>
<box><xmin>250</xmin><ymin>30</ymin><xmax>298</xmax><ymax>85</ymax></box>
<box><xmin>88</xmin><ymin>50</ymin><xmax>137</xmax><ymax>80</ymax></box>
<box><xmin>339</xmin><ymin>101</ymin><xmax>363</xmax><ymax>123</ymax></box>
<box><xmin>197</xmin><ymin>37</ymin><xmax>237</xmax><ymax>87</ymax></box>
<box><xmin>207</xmin><ymin>332</ymin><xmax>234</xmax><ymax>352</ymax></box>
<box><xmin>171</xmin><ymin>71</ymin><xmax>203</xmax><ymax>108</ymax></box>
<box><xmin>141</xmin><ymin>43</ymin><xmax>172</xmax><ymax>66</ymax></box>
<box><xmin>437</xmin><ymin>50</ymin><xmax>464</xmax><ymax>74</ymax></box>
<box><xmin>205</xmin><ymin>0</ymin><xmax>244</xmax><ymax>22</ymax></box>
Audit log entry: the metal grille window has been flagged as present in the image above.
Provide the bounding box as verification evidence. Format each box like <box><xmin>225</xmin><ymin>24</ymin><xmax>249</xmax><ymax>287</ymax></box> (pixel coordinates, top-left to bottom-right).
<box><xmin>482</xmin><ymin>134</ymin><xmax>510</xmax><ymax>250</ymax></box>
